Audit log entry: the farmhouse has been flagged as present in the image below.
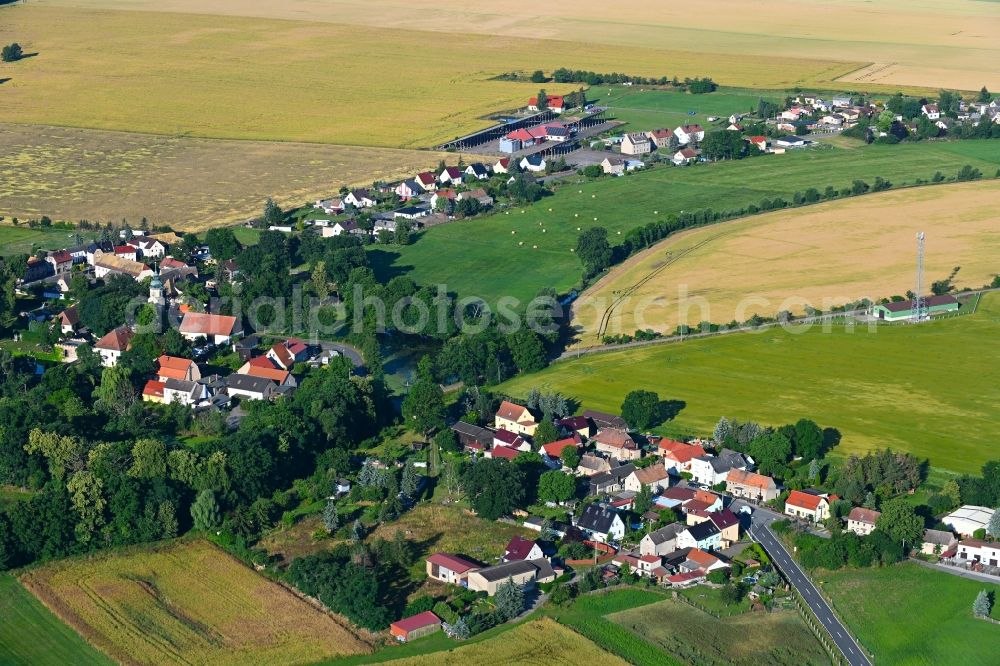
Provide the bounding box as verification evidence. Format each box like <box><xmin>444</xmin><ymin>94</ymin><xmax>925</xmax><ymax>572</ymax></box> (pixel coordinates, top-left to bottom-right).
<box><xmin>45</xmin><ymin>250</ymin><xmax>74</xmax><ymax>276</ymax></box>
<box><xmin>942</xmin><ymin>505</ymin><xmax>994</xmax><ymax>537</ymax></box>
<box><xmin>93</xmin><ymin>253</ymin><xmax>154</xmax><ymax>281</ymax></box>
<box><xmin>390</xmin><ymin>611</ymin><xmax>441</xmax><ymax>643</ymax></box>
<box><xmin>114</xmin><ymin>245</ymin><xmax>138</xmax><ymax>262</ymax></box>
<box><xmin>870</xmin><ymin>295</ymin><xmax>959</xmax><ymax>321</ymax></box>
<box><xmin>956</xmin><ymin>540</ymin><xmax>1000</xmax><ymax>567</ymax></box>
<box><xmin>575</xmin><ymin>504</ymin><xmax>626</xmax><ymax>543</ymax></box>
<box><xmin>426</xmin><ymin>552</ymin><xmax>481</xmax><ymax>585</ymax></box>
<box><xmin>639</xmin><ymin>523</ymin><xmax>685</xmax><ymax>556</ymax></box>
<box><xmin>178</xmin><ymin>312</ymin><xmax>242</xmax><ymax>345</ymax></box>
<box><xmin>846</xmin><ymin>507</ymin><xmax>881</xmax><ymax>536</ymax></box>
<box><xmin>748</xmin><ymin>135</ymin><xmax>768</xmax><ymax>151</ymax></box>
<box><xmin>921</xmin><ymin>529</ymin><xmax>958</xmax><ymax>556</ymax></box>
<box><xmin>466</xmin><ymin>559</ymin><xmax>555</xmax><ymax>595</ymax></box>
<box><xmin>494</xmin><ymin>400</ymin><xmax>538</xmax><ymax>436</ymax></box>
<box><xmin>726</xmin><ymin>469</ymin><xmax>780</xmax><ymax>502</ymax></box>
<box><xmin>621</xmin><ymin>132</ymin><xmax>652</xmax><ymax>155</ymax></box>
<box><xmin>94</xmin><ymin>326</ymin><xmax>134</xmax><ymax>367</ymax></box>
<box><xmin>672</xmin><ymin>148</ymin><xmax>699</xmax><ymax>166</ymax></box>
<box><xmin>528</xmin><ymin>95</ymin><xmax>565</xmax><ymax>113</ymax></box>
<box><xmin>592</xmin><ymin>429</ymin><xmax>641</xmax><ymax>461</ymax></box>
<box><xmin>784</xmin><ymin>490</ymin><xmax>831</xmax><ymax>523</ymax></box>
<box><xmin>623</xmin><ymin>463</ymin><xmax>670</xmax><ymax>492</ymax></box>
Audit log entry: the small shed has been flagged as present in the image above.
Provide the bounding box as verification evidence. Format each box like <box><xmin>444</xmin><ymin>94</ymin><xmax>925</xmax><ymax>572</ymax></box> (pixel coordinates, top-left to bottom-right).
<box><xmin>390</xmin><ymin>611</ymin><xmax>442</xmax><ymax>642</ymax></box>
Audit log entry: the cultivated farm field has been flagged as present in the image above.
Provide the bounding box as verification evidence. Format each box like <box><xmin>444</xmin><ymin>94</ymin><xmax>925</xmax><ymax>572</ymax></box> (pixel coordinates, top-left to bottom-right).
<box><xmin>0</xmin><ymin>574</ymin><xmax>112</xmax><ymax>666</ymax></box>
<box><xmin>372</xmin><ymin>141</ymin><xmax>1000</xmax><ymax>308</ymax></box>
<box><xmin>609</xmin><ymin>595</ymin><xmax>829</xmax><ymax>665</ymax></box>
<box><xmin>821</xmin><ymin>564</ymin><xmax>1000</xmax><ymax>664</ymax></box>
<box><xmin>18</xmin><ymin>539</ymin><xmax>372</xmax><ymax>666</ymax></box>
<box><xmin>0</xmin><ymin>124</ymin><xmax>460</xmax><ymax>230</ymax></box>
<box><xmin>501</xmin><ymin>293</ymin><xmax>1000</xmax><ymax>474</ymax></box>
<box><xmin>573</xmin><ymin>181</ymin><xmax>1000</xmax><ymax>341</ymax></box>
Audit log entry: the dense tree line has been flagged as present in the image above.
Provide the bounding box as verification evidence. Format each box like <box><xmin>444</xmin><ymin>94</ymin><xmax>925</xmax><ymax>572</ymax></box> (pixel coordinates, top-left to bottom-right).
<box><xmin>830</xmin><ymin>449</ymin><xmax>926</xmax><ymax>506</ymax></box>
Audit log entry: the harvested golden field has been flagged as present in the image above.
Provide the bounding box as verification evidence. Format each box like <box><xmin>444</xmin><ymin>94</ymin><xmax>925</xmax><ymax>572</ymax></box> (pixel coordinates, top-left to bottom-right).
<box><xmin>573</xmin><ymin>181</ymin><xmax>1000</xmax><ymax>342</ymax></box>
<box><xmin>0</xmin><ymin>124</ymin><xmax>459</xmax><ymax>229</ymax></box>
<box><xmin>18</xmin><ymin>540</ymin><xmax>371</xmax><ymax>666</ymax></box>
<box><xmin>0</xmin><ymin>4</ymin><xmax>851</xmax><ymax>149</ymax></box>
<box><xmin>39</xmin><ymin>0</ymin><xmax>1000</xmax><ymax>92</ymax></box>
<box><xmin>387</xmin><ymin>618</ymin><xmax>628</xmax><ymax>666</ymax></box>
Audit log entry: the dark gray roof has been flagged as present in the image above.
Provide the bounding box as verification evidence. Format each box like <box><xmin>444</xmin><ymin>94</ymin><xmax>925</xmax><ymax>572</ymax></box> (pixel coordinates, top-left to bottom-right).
<box><xmin>685</xmin><ymin>520</ymin><xmax>721</xmax><ymax>542</ymax></box>
<box><xmin>583</xmin><ymin>409</ymin><xmax>627</xmax><ymax>430</ymax></box>
<box><xmin>225</xmin><ymin>374</ymin><xmax>276</xmax><ymax>393</ymax></box>
<box><xmin>451</xmin><ymin>421</ymin><xmax>493</xmax><ymax>444</ymax></box>
<box><xmin>475</xmin><ymin>558</ymin><xmax>549</xmax><ymax>582</ymax></box>
<box><xmin>645</xmin><ymin>523</ymin><xmax>685</xmax><ymax>545</ymax></box>
<box><xmin>879</xmin><ymin>295</ymin><xmax>958</xmax><ymax>313</ymax></box>
<box><xmin>577</xmin><ymin>504</ymin><xmax>619</xmax><ymax>534</ymax></box>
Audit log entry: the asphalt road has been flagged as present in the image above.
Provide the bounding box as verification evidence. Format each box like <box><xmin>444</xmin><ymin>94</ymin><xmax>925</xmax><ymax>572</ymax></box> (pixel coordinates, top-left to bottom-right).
<box><xmin>741</xmin><ymin>504</ymin><xmax>872</xmax><ymax>666</ymax></box>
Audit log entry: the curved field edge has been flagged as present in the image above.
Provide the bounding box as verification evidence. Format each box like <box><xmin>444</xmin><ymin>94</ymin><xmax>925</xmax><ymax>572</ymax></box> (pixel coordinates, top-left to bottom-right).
<box><xmin>500</xmin><ymin>293</ymin><xmax>1000</xmax><ymax>474</ymax></box>
<box><xmin>0</xmin><ymin>574</ymin><xmax>113</xmax><ymax>666</ymax></box>
<box><xmin>571</xmin><ymin>180</ymin><xmax>1000</xmax><ymax>341</ymax></box>
<box><xmin>17</xmin><ymin>539</ymin><xmax>372</xmax><ymax>666</ymax></box>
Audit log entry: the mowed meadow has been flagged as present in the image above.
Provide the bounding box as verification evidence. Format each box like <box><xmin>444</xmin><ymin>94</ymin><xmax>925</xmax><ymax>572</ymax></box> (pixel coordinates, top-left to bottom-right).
<box><xmin>0</xmin><ymin>124</ymin><xmax>462</xmax><ymax>229</ymax></box>
<box><xmin>18</xmin><ymin>540</ymin><xmax>372</xmax><ymax>666</ymax></box>
<box><xmin>501</xmin><ymin>293</ymin><xmax>1000</xmax><ymax>474</ymax></box>
<box><xmin>573</xmin><ymin>180</ymin><xmax>1000</xmax><ymax>341</ymax></box>
<box><xmin>372</xmin><ymin>141</ymin><xmax>1000</xmax><ymax>308</ymax></box>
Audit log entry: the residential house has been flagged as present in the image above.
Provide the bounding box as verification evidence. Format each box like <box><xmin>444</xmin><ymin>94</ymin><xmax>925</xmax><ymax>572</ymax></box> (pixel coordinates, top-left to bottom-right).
<box><xmin>131</xmin><ymin>238</ymin><xmax>166</xmax><ymax>258</ymax></box>
<box><xmin>94</xmin><ymin>326</ymin><xmax>134</xmax><ymax>367</ymax></box>
<box><xmin>494</xmin><ymin>400</ymin><xmax>539</xmax><ymax>436</ymax></box>
<box><xmin>492</xmin><ymin>158</ymin><xmax>512</xmax><ymax>174</ymax></box>
<box><xmin>575</xmin><ymin>504</ymin><xmax>626</xmax><ymax>543</ymax></box>
<box><xmin>225</xmin><ymin>374</ymin><xmax>278</xmax><ymax>401</ymax></box>
<box><xmin>678</xmin><ymin>548</ymin><xmax>728</xmax><ymax>574</ymax></box>
<box><xmin>709</xmin><ymin>509</ymin><xmax>740</xmax><ymax>547</ymax></box>
<box><xmin>238</xmin><ymin>357</ymin><xmax>297</xmax><ymax>389</ymax></box>
<box><xmin>491</xmin><ymin>428</ymin><xmax>527</xmax><ymax>452</ymax></box>
<box><xmin>93</xmin><ymin>253</ymin><xmax>154</xmax><ymax>281</ymax></box>
<box><xmin>66</xmin><ymin>244</ymin><xmax>89</xmax><ymax>265</ymax></box>
<box><xmin>832</xmin><ymin>96</ymin><xmax>852</xmax><ymax>108</ymax></box>
<box><xmin>178</xmin><ymin>312</ymin><xmax>242</xmax><ymax>345</ymax></box>
<box><xmin>747</xmin><ymin>135</ymin><xmax>768</xmax><ymax>151</ymax></box>
<box><xmin>676</xmin><ymin>521</ymin><xmax>722</xmax><ymax>551</ymax></box>
<box><xmin>639</xmin><ymin>523</ymin><xmax>685</xmax><ymax>556</ymax></box>
<box><xmin>465</xmin><ymin>163</ymin><xmax>491</xmax><ymax>180</ymax></box>
<box><xmin>142</xmin><ymin>379</ymin><xmax>165</xmax><ymax>404</ymax></box>
<box><xmin>84</xmin><ymin>241</ymin><xmax>115</xmax><ymax>265</ymax></box>
<box><xmin>156</xmin><ymin>355</ymin><xmax>200</xmax><ymax>383</ymax></box>
<box><xmin>657</xmin><ymin>486</ymin><xmax>696</xmax><ymax>509</ymax></box>
<box><xmin>846</xmin><ymin>507</ymin><xmax>881</xmax><ymax>536</ymax></box>
<box><xmin>519</xmin><ymin>155</ymin><xmax>546</xmax><ymax>173</ymax></box>
<box><xmin>266</xmin><ymin>339</ymin><xmax>309</xmax><ymax>370</ymax></box>
<box><xmin>674</xmin><ymin>124</ymin><xmax>705</xmax><ymax>145</ymax></box>
<box><xmin>489</xmin><ymin>445</ymin><xmax>520</xmax><ymax>461</ymax></box>
<box><xmin>583</xmin><ymin>410</ymin><xmax>627</xmax><ymax>431</ymax></box>
<box><xmin>590</xmin><ymin>462</ymin><xmax>636</xmax><ymax>493</ymax></box>
<box><xmin>58</xmin><ymin>306</ymin><xmax>81</xmax><ymax>335</ymax></box>
<box><xmin>45</xmin><ymin>251</ymin><xmax>74</xmax><ymax>276</ymax></box>
<box><xmin>314</xmin><ymin>198</ymin><xmax>344</xmax><ymax>215</ymax></box>
<box><xmin>390</xmin><ymin>611</ymin><xmax>441</xmax><ymax>643</ymax></box>
<box><xmin>321</xmin><ymin>220</ymin><xmax>362</xmax><ymax>238</ymax></box>
<box><xmin>621</xmin><ymin>132</ymin><xmax>652</xmax><ymax>155</ymax></box>
<box><xmin>343</xmin><ymin>189</ymin><xmax>376</xmax><ymax>208</ymax></box>
<box><xmin>425</xmin><ymin>553</ymin><xmax>481</xmax><ymax>585</ymax></box>
<box><xmin>394</xmin><ymin>180</ymin><xmax>422</xmax><ymax>200</ymax></box>
<box><xmin>922</xmin><ymin>103</ymin><xmax>941</xmax><ymax>120</ymax></box>
<box><xmin>920</xmin><ymin>529</ymin><xmax>958</xmax><ymax>556</ymax></box>
<box><xmin>776</xmin><ymin>135</ymin><xmax>808</xmax><ymax>148</ymax></box>
<box><xmin>601</xmin><ymin>157</ymin><xmax>625</xmax><ymax>176</ymax></box>
<box><xmin>457</xmin><ymin>188</ymin><xmax>494</xmax><ymax>208</ymax></box>
<box><xmin>689</xmin><ymin>449</ymin><xmax>748</xmax><ymax>486</ymax></box>
<box><xmin>726</xmin><ymin>469</ymin><xmax>780</xmax><ymax>503</ymax></box>
<box><xmin>784</xmin><ymin>490</ymin><xmax>831</xmax><ymax>523</ymax></box>
<box><xmin>558</xmin><ymin>415</ymin><xmax>591</xmax><ymax>439</ymax></box>
<box><xmin>114</xmin><ymin>245</ymin><xmax>138</xmax><ymax>262</ymax></box>
<box><xmin>646</xmin><ymin>128</ymin><xmax>675</xmax><ymax>149</ymax></box>
<box><xmin>393</xmin><ymin>206</ymin><xmax>430</xmax><ymax>220</ymax></box>
<box><xmin>162</xmin><ymin>378</ymin><xmax>208</xmax><ymax>407</ymax></box>
<box><xmin>671</xmin><ymin>147</ymin><xmax>698</xmax><ymax>166</ymax></box>
<box><xmin>450</xmin><ymin>421</ymin><xmax>493</xmax><ymax>452</ymax></box>
<box><xmin>415</xmin><ymin>171</ymin><xmax>437</xmax><ymax>191</ymax></box>
<box><xmin>466</xmin><ymin>559</ymin><xmax>555</xmax><ymax>595</ymax></box>
<box><xmin>22</xmin><ymin>257</ymin><xmax>55</xmax><ymax>283</ymax></box>
<box><xmin>577</xmin><ymin>452</ymin><xmax>614</xmax><ymax>477</ymax></box>
<box><xmin>942</xmin><ymin>505</ymin><xmax>994</xmax><ymax>537</ymax></box>
<box><xmin>658</xmin><ymin>440</ymin><xmax>706</xmax><ymax>474</ymax></box>
<box><xmin>592</xmin><ymin>429</ymin><xmax>641</xmax><ymax>461</ymax></box>
<box><xmin>541</xmin><ymin>436</ymin><xmax>581</xmax><ymax>463</ymax></box>
<box><xmin>956</xmin><ymin>540</ymin><xmax>1000</xmax><ymax>567</ymax></box>
<box><xmin>503</xmin><ymin>536</ymin><xmax>543</xmax><ymax>562</ymax></box>
<box><xmin>528</xmin><ymin>95</ymin><xmax>565</xmax><ymax>113</ymax></box>
<box><xmin>430</xmin><ymin>189</ymin><xmax>457</xmax><ymax>210</ymax></box>
<box><xmin>623</xmin><ymin>463</ymin><xmax>670</xmax><ymax>493</ymax></box>
<box><xmin>438</xmin><ymin>167</ymin><xmax>464</xmax><ymax>185</ymax></box>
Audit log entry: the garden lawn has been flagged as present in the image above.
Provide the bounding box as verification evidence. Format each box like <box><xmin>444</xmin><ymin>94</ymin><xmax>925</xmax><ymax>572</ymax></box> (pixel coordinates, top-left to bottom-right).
<box><xmin>608</xmin><ymin>593</ymin><xmax>829</xmax><ymax>666</ymax></box>
<box><xmin>604</xmin><ymin>87</ymin><xmax>783</xmax><ymax>133</ymax></box>
<box><xmin>500</xmin><ymin>293</ymin><xmax>1000</xmax><ymax>474</ymax></box>
<box><xmin>372</xmin><ymin>141</ymin><xmax>1000</xmax><ymax>308</ymax></box>
<box><xmin>0</xmin><ymin>574</ymin><xmax>112</xmax><ymax>666</ymax></box>
<box><xmin>820</xmin><ymin>563</ymin><xmax>1000</xmax><ymax>665</ymax></box>
<box><xmin>0</xmin><ymin>224</ymin><xmax>96</xmax><ymax>257</ymax></box>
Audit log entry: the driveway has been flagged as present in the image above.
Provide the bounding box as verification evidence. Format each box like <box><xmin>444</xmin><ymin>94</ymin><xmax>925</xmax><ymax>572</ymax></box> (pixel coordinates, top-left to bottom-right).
<box><xmin>742</xmin><ymin>507</ymin><xmax>872</xmax><ymax>666</ymax></box>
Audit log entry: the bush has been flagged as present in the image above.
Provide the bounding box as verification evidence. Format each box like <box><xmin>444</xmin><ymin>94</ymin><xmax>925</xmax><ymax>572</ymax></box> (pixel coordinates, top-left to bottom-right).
<box><xmin>404</xmin><ymin>594</ymin><xmax>436</xmax><ymax>617</ymax></box>
<box><xmin>433</xmin><ymin>601</ymin><xmax>458</xmax><ymax>624</ymax></box>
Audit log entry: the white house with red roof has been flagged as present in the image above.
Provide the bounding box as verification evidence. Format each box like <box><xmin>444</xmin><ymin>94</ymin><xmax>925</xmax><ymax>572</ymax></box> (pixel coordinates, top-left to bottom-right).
<box><xmin>748</xmin><ymin>135</ymin><xmax>768</xmax><ymax>151</ymax></box>
<box><xmin>658</xmin><ymin>440</ymin><xmax>706</xmax><ymax>473</ymax></box>
<box><xmin>503</xmin><ymin>536</ymin><xmax>543</xmax><ymax>562</ymax></box>
<box><xmin>528</xmin><ymin>94</ymin><xmax>565</xmax><ymax>113</ymax></box>
<box><xmin>45</xmin><ymin>250</ymin><xmax>74</xmax><ymax>276</ymax></box>
<box><xmin>156</xmin><ymin>355</ymin><xmax>200</xmax><ymax>383</ymax></box>
<box><xmin>492</xmin><ymin>158</ymin><xmax>512</xmax><ymax>174</ymax></box>
<box><xmin>178</xmin><ymin>312</ymin><xmax>242</xmax><ymax>345</ymax></box>
<box><xmin>541</xmin><ymin>435</ymin><xmax>581</xmax><ymax>463</ymax></box>
<box><xmin>425</xmin><ymin>552</ymin><xmax>481</xmax><ymax>585</ymax></box>
<box><xmin>672</xmin><ymin>147</ymin><xmax>699</xmax><ymax>165</ymax></box>
<box><xmin>266</xmin><ymin>339</ymin><xmax>308</xmax><ymax>370</ymax></box>
<box><xmin>438</xmin><ymin>166</ymin><xmax>464</xmax><ymax>185</ymax></box>
<box><xmin>492</xmin><ymin>428</ymin><xmax>528</xmax><ymax>451</ymax></box>
<box><xmin>414</xmin><ymin>171</ymin><xmax>437</xmax><ymax>191</ymax></box>
<box><xmin>784</xmin><ymin>490</ymin><xmax>831</xmax><ymax>523</ymax></box>
<box><xmin>94</xmin><ymin>326</ymin><xmax>134</xmax><ymax>367</ymax></box>
<box><xmin>674</xmin><ymin>124</ymin><xmax>705</xmax><ymax>145</ymax></box>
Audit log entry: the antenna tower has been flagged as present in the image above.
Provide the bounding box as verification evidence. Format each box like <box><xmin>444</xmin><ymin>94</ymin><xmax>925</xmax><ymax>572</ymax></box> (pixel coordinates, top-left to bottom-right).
<box><xmin>913</xmin><ymin>232</ymin><xmax>925</xmax><ymax>322</ymax></box>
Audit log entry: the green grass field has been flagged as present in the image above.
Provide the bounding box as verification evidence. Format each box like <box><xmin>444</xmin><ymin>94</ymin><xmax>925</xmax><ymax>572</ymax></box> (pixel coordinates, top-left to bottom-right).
<box><xmin>0</xmin><ymin>574</ymin><xmax>112</xmax><ymax>666</ymax></box>
<box><xmin>821</xmin><ymin>564</ymin><xmax>1000</xmax><ymax>665</ymax></box>
<box><xmin>603</xmin><ymin>87</ymin><xmax>783</xmax><ymax>133</ymax></box>
<box><xmin>609</xmin><ymin>592</ymin><xmax>829</xmax><ymax>666</ymax></box>
<box><xmin>500</xmin><ymin>293</ymin><xmax>1000</xmax><ymax>474</ymax></box>
<box><xmin>0</xmin><ymin>225</ymin><xmax>96</xmax><ymax>257</ymax></box>
<box><xmin>372</xmin><ymin>141</ymin><xmax>1000</xmax><ymax>308</ymax></box>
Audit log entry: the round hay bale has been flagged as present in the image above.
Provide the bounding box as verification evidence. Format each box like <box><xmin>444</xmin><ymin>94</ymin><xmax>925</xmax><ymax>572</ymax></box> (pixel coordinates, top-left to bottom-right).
<box><xmin>592</xmin><ymin>194</ymin><xmax>596</xmax><ymax>198</ymax></box>
<box><xmin>542</xmin><ymin>229</ymin><xmax>546</xmax><ymax>233</ymax></box>
<box><xmin>570</xmin><ymin>248</ymin><xmax>575</xmax><ymax>252</ymax></box>
<box><xmin>533</xmin><ymin>245</ymin><xmax>538</xmax><ymax>249</ymax></box>
<box><xmin>518</xmin><ymin>241</ymin><xmax>523</xmax><ymax>246</ymax></box>
<box><xmin>511</xmin><ymin>230</ymin><xmax>516</xmax><ymax>234</ymax></box>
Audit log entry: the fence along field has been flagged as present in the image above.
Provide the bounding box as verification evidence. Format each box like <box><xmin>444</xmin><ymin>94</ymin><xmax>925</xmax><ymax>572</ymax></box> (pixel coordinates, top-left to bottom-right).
<box><xmin>501</xmin><ymin>293</ymin><xmax>1000</xmax><ymax>475</ymax></box>
<box><xmin>42</xmin><ymin>0</ymin><xmax>1000</xmax><ymax>92</ymax></box>
<box><xmin>573</xmin><ymin>180</ymin><xmax>1000</xmax><ymax>341</ymax></box>
<box><xmin>18</xmin><ymin>540</ymin><xmax>372</xmax><ymax>665</ymax></box>
<box><xmin>0</xmin><ymin>123</ymin><xmax>463</xmax><ymax>230</ymax></box>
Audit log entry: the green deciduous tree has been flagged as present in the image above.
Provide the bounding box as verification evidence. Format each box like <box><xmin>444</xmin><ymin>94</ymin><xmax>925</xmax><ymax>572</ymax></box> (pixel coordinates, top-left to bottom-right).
<box><xmin>67</xmin><ymin>471</ymin><xmax>105</xmax><ymax>544</ymax></box>
<box><xmin>128</xmin><ymin>438</ymin><xmax>167</xmax><ymax>479</ymax></box>
<box><xmin>462</xmin><ymin>458</ymin><xmax>525</xmax><ymax>520</ymax></box>
<box><xmin>537</xmin><ymin>470</ymin><xmax>576</xmax><ymax>504</ymax></box>
<box><xmin>402</xmin><ymin>378</ymin><xmax>445</xmax><ymax>437</ymax></box>
<box><xmin>621</xmin><ymin>390</ymin><xmax>662</xmax><ymax>430</ymax></box>
<box><xmin>876</xmin><ymin>499</ymin><xmax>923</xmax><ymax>550</ymax></box>
<box><xmin>561</xmin><ymin>446</ymin><xmax>581</xmax><ymax>470</ymax></box>
<box><xmin>533</xmin><ymin>418</ymin><xmax>559</xmax><ymax>447</ymax></box>
<box><xmin>576</xmin><ymin>227</ymin><xmax>612</xmax><ymax>277</ymax></box>
<box><xmin>191</xmin><ymin>489</ymin><xmax>221</xmax><ymax>531</ymax></box>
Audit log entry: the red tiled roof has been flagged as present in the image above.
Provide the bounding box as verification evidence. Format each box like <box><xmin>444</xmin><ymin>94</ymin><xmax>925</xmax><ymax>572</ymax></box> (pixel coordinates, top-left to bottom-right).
<box><xmin>244</xmin><ymin>365</ymin><xmax>290</xmax><ymax>383</ymax></box>
<box><xmin>529</xmin><ymin>95</ymin><xmax>565</xmax><ymax>108</ymax></box>
<box><xmin>693</xmin><ymin>489</ymin><xmax>719</xmax><ymax>505</ymax></box>
<box><xmin>491</xmin><ymin>445</ymin><xmax>520</xmax><ymax>461</ymax></box>
<box><xmin>659</xmin><ymin>440</ymin><xmax>704</xmax><ymax>463</ymax></box>
<box><xmin>668</xmin><ymin>570</ymin><xmax>704</xmax><ymax>584</ymax></box>
<box><xmin>114</xmin><ymin>245</ymin><xmax>135</xmax><ymax>254</ymax></box>
<box><xmin>661</xmin><ymin>487</ymin><xmax>697</xmax><ymax>502</ymax></box>
<box><xmin>390</xmin><ymin>611</ymin><xmax>441</xmax><ymax>634</ymax></box>
<box><xmin>496</xmin><ymin>400</ymin><xmax>532</xmax><ymax>423</ymax></box>
<box><xmin>847</xmin><ymin>507</ymin><xmax>881</xmax><ymax>525</ymax></box>
<box><xmin>156</xmin><ymin>355</ymin><xmax>195</xmax><ymax>381</ymax></box>
<box><xmin>179</xmin><ymin>312</ymin><xmax>238</xmax><ymax>337</ymax></box>
<box><xmin>416</xmin><ymin>171</ymin><xmax>436</xmax><ymax>185</ymax></box>
<box><xmin>639</xmin><ymin>554</ymin><xmax>661</xmax><ymax>563</ymax></box>
<box><xmin>710</xmin><ymin>508</ymin><xmax>740</xmax><ymax>530</ymax></box>
<box><xmin>49</xmin><ymin>250</ymin><xmax>73</xmax><ymax>264</ymax></box>
<box><xmin>542</xmin><ymin>436</ymin><xmax>581</xmax><ymax>459</ymax></box>
<box><xmin>786</xmin><ymin>490</ymin><xmax>826</xmax><ymax>511</ymax></box>
<box><xmin>593</xmin><ymin>429</ymin><xmax>636</xmax><ymax>450</ymax></box>
<box><xmin>683</xmin><ymin>499</ymin><xmax>713</xmax><ymax>514</ymax></box>
<box><xmin>427</xmin><ymin>552</ymin><xmax>479</xmax><ymax>574</ymax></box>
<box><xmin>686</xmin><ymin>548</ymin><xmax>721</xmax><ymax>568</ymax></box>
<box><xmin>749</xmin><ymin>135</ymin><xmax>767</xmax><ymax>143</ymax></box>
<box><xmin>727</xmin><ymin>469</ymin><xmax>776</xmax><ymax>490</ymax></box>
<box><xmin>95</xmin><ymin>326</ymin><xmax>133</xmax><ymax>351</ymax></box>
<box><xmin>504</xmin><ymin>536</ymin><xmax>538</xmax><ymax>561</ymax></box>
<box><xmin>142</xmin><ymin>379</ymin><xmax>165</xmax><ymax>398</ymax></box>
